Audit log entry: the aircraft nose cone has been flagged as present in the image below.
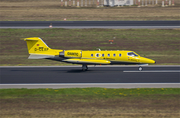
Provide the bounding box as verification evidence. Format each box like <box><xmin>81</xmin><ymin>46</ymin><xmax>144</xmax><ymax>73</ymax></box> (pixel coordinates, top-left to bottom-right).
<box><xmin>150</xmin><ymin>60</ymin><xmax>156</xmax><ymax>64</ymax></box>
<box><xmin>140</xmin><ymin>57</ymin><xmax>155</xmax><ymax>64</ymax></box>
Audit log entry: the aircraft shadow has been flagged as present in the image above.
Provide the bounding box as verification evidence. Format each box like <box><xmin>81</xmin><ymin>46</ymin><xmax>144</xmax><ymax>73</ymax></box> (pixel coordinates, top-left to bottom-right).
<box><xmin>10</xmin><ymin>69</ymin><xmax>94</xmax><ymax>73</ymax></box>
<box><xmin>66</xmin><ymin>69</ymin><xmax>94</xmax><ymax>73</ymax></box>
<box><xmin>10</xmin><ymin>68</ymin><xmax>125</xmax><ymax>73</ymax></box>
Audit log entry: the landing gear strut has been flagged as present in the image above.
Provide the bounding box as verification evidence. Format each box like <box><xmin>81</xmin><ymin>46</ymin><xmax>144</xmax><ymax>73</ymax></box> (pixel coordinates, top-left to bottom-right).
<box><xmin>139</xmin><ymin>66</ymin><xmax>142</xmax><ymax>71</ymax></box>
<box><xmin>82</xmin><ymin>64</ymin><xmax>88</xmax><ymax>71</ymax></box>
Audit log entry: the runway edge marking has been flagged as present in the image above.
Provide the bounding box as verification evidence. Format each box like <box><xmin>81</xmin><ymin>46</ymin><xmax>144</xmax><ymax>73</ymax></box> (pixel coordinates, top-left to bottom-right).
<box><xmin>0</xmin><ymin>83</ymin><xmax>180</xmax><ymax>89</ymax></box>
<box><xmin>123</xmin><ymin>70</ymin><xmax>180</xmax><ymax>73</ymax></box>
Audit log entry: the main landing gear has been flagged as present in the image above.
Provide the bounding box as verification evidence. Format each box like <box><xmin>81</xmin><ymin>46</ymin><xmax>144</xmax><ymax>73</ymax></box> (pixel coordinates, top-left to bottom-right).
<box><xmin>82</xmin><ymin>64</ymin><xmax>88</xmax><ymax>71</ymax></box>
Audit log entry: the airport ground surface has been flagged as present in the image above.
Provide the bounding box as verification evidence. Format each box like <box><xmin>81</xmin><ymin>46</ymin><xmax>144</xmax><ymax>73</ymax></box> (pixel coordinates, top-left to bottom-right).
<box><xmin>1</xmin><ymin>87</ymin><xmax>180</xmax><ymax>118</ymax></box>
<box><xmin>1</xmin><ymin>21</ymin><xmax>180</xmax><ymax>29</ymax></box>
<box><xmin>0</xmin><ymin>66</ymin><xmax>179</xmax><ymax>85</ymax></box>
<box><xmin>0</xmin><ymin>0</ymin><xmax>180</xmax><ymax>21</ymax></box>
<box><xmin>1</xmin><ymin>1</ymin><xmax>180</xmax><ymax>117</ymax></box>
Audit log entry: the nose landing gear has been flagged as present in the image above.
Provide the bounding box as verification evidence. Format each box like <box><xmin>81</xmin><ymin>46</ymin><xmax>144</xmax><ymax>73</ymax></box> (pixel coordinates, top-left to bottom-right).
<box><xmin>82</xmin><ymin>64</ymin><xmax>88</xmax><ymax>71</ymax></box>
<box><xmin>139</xmin><ymin>66</ymin><xmax>142</xmax><ymax>71</ymax></box>
<box><xmin>137</xmin><ymin>64</ymin><xmax>148</xmax><ymax>71</ymax></box>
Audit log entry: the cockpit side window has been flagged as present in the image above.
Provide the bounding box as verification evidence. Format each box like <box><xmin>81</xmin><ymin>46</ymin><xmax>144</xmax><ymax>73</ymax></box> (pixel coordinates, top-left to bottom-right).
<box><xmin>127</xmin><ymin>52</ymin><xmax>138</xmax><ymax>57</ymax></box>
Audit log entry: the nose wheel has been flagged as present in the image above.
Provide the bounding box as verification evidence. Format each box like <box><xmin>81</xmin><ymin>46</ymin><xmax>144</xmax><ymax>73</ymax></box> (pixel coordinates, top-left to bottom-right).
<box><xmin>139</xmin><ymin>66</ymin><xmax>142</xmax><ymax>71</ymax></box>
<box><xmin>82</xmin><ymin>64</ymin><xmax>88</xmax><ymax>71</ymax></box>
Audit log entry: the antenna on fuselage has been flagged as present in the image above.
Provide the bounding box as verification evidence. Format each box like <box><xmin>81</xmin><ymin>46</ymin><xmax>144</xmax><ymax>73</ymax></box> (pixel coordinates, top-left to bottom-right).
<box><xmin>97</xmin><ymin>48</ymin><xmax>101</xmax><ymax>51</ymax></box>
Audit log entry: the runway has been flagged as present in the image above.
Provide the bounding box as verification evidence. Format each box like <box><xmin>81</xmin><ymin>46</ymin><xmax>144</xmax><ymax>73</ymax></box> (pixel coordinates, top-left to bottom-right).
<box><xmin>0</xmin><ymin>66</ymin><xmax>179</xmax><ymax>84</ymax></box>
<box><xmin>0</xmin><ymin>21</ymin><xmax>179</xmax><ymax>29</ymax></box>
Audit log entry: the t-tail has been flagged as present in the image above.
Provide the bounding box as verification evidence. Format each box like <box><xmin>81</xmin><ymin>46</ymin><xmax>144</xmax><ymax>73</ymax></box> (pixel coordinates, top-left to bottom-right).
<box><xmin>24</xmin><ymin>37</ymin><xmax>62</xmax><ymax>59</ymax></box>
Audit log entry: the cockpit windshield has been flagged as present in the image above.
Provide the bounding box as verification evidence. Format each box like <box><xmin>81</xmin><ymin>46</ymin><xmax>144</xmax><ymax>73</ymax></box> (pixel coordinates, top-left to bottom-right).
<box><xmin>127</xmin><ymin>52</ymin><xmax>139</xmax><ymax>57</ymax></box>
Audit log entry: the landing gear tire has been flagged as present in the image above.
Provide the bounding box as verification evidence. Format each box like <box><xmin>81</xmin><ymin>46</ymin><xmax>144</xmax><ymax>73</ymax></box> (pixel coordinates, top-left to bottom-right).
<box><xmin>139</xmin><ymin>66</ymin><xmax>142</xmax><ymax>71</ymax></box>
<box><xmin>85</xmin><ymin>66</ymin><xmax>88</xmax><ymax>71</ymax></box>
<box><xmin>82</xmin><ymin>64</ymin><xmax>88</xmax><ymax>71</ymax></box>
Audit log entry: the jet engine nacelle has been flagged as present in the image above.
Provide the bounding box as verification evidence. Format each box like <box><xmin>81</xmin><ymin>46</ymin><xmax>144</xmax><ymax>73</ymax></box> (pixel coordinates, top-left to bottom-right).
<box><xmin>59</xmin><ymin>50</ymin><xmax>82</xmax><ymax>58</ymax></box>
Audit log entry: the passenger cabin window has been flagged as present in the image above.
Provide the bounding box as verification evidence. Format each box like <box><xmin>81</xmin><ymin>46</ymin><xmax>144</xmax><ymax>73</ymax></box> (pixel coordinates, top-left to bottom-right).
<box><xmin>102</xmin><ymin>54</ymin><xmax>104</xmax><ymax>57</ymax></box>
<box><xmin>96</xmin><ymin>54</ymin><xmax>99</xmax><ymax>57</ymax></box>
<box><xmin>113</xmin><ymin>54</ymin><xmax>116</xmax><ymax>57</ymax></box>
<box><xmin>119</xmin><ymin>54</ymin><xmax>121</xmax><ymax>57</ymax></box>
<box><xmin>127</xmin><ymin>52</ymin><xmax>138</xmax><ymax>57</ymax></box>
<box><xmin>91</xmin><ymin>54</ymin><xmax>93</xmax><ymax>57</ymax></box>
<box><xmin>108</xmin><ymin>54</ymin><xmax>110</xmax><ymax>57</ymax></box>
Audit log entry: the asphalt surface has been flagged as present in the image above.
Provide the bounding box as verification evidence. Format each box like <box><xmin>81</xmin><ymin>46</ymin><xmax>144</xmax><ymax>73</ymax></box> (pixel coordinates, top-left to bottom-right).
<box><xmin>0</xmin><ymin>66</ymin><xmax>179</xmax><ymax>84</ymax></box>
<box><xmin>0</xmin><ymin>21</ymin><xmax>179</xmax><ymax>29</ymax></box>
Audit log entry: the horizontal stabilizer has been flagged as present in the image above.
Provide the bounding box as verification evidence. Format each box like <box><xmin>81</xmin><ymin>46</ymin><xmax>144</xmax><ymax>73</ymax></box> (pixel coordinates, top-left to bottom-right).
<box><xmin>63</xmin><ymin>59</ymin><xmax>110</xmax><ymax>64</ymax></box>
<box><xmin>24</xmin><ymin>38</ymin><xmax>39</xmax><ymax>41</ymax></box>
<box><xmin>28</xmin><ymin>54</ymin><xmax>54</xmax><ymax>59</ymax></box>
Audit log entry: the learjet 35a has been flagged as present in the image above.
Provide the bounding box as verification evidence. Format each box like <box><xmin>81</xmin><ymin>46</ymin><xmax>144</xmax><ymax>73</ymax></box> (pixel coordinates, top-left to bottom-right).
<box><xmin>24</xmin><ymin>37</ymin><xmax>155</xmax><ymax>71</ymax></box>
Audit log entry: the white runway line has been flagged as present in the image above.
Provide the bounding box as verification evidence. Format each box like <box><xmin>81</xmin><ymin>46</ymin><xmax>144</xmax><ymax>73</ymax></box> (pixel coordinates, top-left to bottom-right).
<box><xmin>0</xmin><ymin>83</ymin><xmax>180</xmax><ymax>89</ymax></box>
<box><xmin>123</xmin><ymin>70</ymin><xmax>180</xmax><ymax>72</ymax></box>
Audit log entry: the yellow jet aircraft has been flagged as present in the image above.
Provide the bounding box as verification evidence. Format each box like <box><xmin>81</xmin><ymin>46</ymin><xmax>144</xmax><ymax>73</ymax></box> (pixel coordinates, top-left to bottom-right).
<box><xmin>24</xmin><ymin>37</ymin><xmax>155</xmax><ymax>71</ymax></box>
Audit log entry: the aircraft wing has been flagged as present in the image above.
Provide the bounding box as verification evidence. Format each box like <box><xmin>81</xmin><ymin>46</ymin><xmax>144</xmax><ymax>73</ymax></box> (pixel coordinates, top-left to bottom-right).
<box><xmin>63</xmin><ymin>59</ymin><xmax>111</xmax><ymax>64</ymax></box>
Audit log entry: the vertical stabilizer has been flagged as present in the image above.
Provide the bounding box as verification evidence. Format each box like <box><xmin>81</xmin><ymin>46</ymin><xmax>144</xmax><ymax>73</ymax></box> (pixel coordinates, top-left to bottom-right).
<box><xmin>24</xmin><ymin>37</ymin><xmax>51</xmax><ymax>54</ymax></box>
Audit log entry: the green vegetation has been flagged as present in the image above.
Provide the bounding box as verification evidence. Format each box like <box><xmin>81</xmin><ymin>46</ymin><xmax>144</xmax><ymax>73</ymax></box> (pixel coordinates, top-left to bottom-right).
<box><xmin>1</xmin><ymin>88</ymin><xmax>179</xmax><ymax>99</ymax></box>
<box><xmin>0</xmin><ymin>0</ymin><xmax>180</xmax><ymax>21</ymax></box>
<box><xmin>0</xmin><ymin>88</ymin><xmax>180</xmax><ymax>118</ymax></box>
<box><xmin>0</xmin><ymin>28</ymin><xmax>179</xmax><ymax>65</ymax></box>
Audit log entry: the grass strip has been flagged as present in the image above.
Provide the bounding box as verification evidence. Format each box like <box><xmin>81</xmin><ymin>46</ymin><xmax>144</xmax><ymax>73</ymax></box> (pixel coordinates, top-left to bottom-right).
<box><xmin>0</xmin><ymin>28</ymin><xmax>180</xmax><ymax>65</ymax></box>
<box><xmin>0</xmin><ymin>88</ymin><xmax>179</xmax><ymax>118</ymax></box>
<box><xmin>0</xmin><ymin>88</ymin><xmax>179</xmax><ymax>99</ymax></box>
